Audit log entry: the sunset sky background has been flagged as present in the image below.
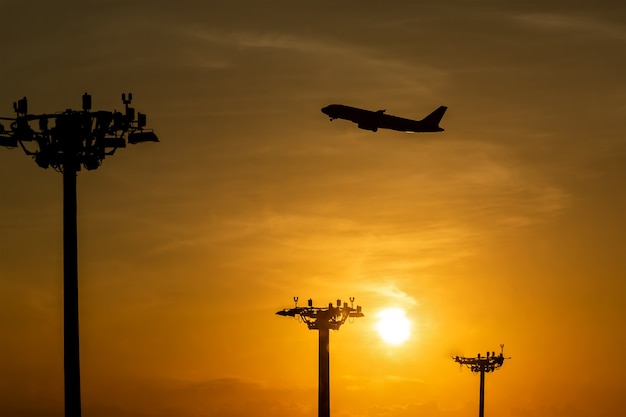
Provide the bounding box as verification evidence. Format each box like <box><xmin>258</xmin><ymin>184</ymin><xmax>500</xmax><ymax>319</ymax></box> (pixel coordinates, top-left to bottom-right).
<box><xmin>1</xmin><ymin>1</ymin><xmax>626</xmax><ymax>416</ymax></box>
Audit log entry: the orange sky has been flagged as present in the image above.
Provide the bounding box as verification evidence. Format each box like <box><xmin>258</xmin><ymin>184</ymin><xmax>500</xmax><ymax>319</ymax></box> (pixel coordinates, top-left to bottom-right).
<box><xmin>1</xmin><ymin>1</ymin><xmax>626</xmax><ymax>416</ymax></box>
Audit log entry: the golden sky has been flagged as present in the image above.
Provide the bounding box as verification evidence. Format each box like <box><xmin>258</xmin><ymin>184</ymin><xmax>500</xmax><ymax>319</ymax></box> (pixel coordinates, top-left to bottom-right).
<box><xmin>1</xmin><ymin>1</ymin><xmax>626</xmax><ymax>416</ymax></box>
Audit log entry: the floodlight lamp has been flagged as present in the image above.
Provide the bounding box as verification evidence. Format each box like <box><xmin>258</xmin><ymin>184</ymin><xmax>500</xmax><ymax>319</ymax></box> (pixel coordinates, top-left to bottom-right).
<box><xmin>18</xmin><ymin>97</ymin><xmax>27</xmax><ymax>114</ymax></box>
<box><xmin>14</xmin><ymin>97</ymin><xmax>28</xmax><ymax>115</ymax></box>
<box><xmin>0</xmin><ymin>136</ymin><xmax>17</xmax><ymax>147</ymax></box>
<box><xmin>112</xmin><ymin>112</ymin><xmax>125</xmax><ymax>131</ymax></box>
<box><xmin>35</xmin><ymin>152</ymin><xmax>50</xmax><ymax>169</ymax></box>
<box><xmin>137</xmin><ymin>113</ymin><xmax>146</xmax><ymax>128</ymax></box>
<box><xmin>82</xmin><ymin>93</ymin><xmax>92</xmax><ymax>111</ymax></box>
<box><xmin>13</xmin><ymin>120</ymin><xmax>34</xmax><ymax>142</ymax></box>
<box><xmin>100</xmin><ymin>137</ymin><xmax>126</xmax><ymax>148</ymax></box>
<box><xmin>83</xmin><ymin>155</ymin><xmax>100</xmax><ymax>171</ymax></box>
<box><xmin>128</xmin><ymin>130</ymin><xmax>159</xmax><ymax>144</ymax></box>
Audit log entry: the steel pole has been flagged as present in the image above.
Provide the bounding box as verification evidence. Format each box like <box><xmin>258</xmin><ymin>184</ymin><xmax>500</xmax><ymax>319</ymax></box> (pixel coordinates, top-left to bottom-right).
<box><xmin>478</xmin><ymin>368</ymin><xmax>485</xmax><ymax>417</ymax></box>
<box><xmin>318</xmin><ymin>326</ymin><xmax>330</xmax><ymax>417</ymax></box>
<box><xmin>63</xmin><ymin>137</ymin><xmax>81</xmax><ymax>417</ymax></box>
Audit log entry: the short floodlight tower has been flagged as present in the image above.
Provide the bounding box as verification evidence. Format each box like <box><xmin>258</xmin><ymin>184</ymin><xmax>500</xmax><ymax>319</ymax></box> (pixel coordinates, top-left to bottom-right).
<box><xmin>0</xmin><ymin>93</ymin><xmax>159</xmax><ymax>417</ymax></box>
<box><xmin>277</xmin><ymin>297</ymin><xmax>364</xmax><ymax>417</ymax></box>
<box><xmin>453</xmin><ymin>344</ymin><xmax>510</xmax><ymax>417</ymax></box>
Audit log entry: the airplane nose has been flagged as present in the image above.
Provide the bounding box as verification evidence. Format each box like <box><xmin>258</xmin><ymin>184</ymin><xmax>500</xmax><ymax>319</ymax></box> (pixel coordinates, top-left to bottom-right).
<box><xmin>321</xmin><ymin>106</ymin><xmax>330</xmax><ymax>115</ymax></box>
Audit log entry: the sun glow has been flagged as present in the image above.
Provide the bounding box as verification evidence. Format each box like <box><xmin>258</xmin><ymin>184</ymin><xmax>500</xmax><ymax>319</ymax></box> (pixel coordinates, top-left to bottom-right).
<box><xmin>375</xmin><ymin>308</ymin><xmax>411</xmax><ymax>345</ymax></box>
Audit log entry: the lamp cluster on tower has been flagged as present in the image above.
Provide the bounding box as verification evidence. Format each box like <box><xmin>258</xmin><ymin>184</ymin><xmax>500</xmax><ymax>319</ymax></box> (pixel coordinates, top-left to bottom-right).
<box><xmin>0</xmin><ymin>93</ymin><xmax>158</xmax><ymax>171</ymax></box>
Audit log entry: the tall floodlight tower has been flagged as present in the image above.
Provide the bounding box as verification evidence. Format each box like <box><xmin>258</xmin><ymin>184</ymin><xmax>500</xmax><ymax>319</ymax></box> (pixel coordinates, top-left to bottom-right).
<box><xmin>453</xmin><ymin>344</ymin><xmax>510</xmax><ymax>417</ymax></box>
<box><xmin>277</xmin><ymin>297</ymin><xmax>364</xmax><ymax>417</ymax></box>
<box><xmin>0</xmin><ymin>93</ymin><xmax>158</xmax><ymax>417</ymax></box>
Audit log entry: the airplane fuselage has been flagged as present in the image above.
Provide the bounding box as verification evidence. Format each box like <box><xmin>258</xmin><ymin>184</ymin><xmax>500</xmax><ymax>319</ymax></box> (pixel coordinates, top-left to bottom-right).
<box><xmin>321</xmin><ymin>104</ymin><xmax>446</xmax><ymax>133</ymax></box>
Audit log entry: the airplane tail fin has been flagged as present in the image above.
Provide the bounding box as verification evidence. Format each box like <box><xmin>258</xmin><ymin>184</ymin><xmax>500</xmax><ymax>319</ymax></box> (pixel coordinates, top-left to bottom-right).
<box><xmin>420</xmin><ymin>106</ymin><xmax>447</xmax><ymax>131</ymax></box>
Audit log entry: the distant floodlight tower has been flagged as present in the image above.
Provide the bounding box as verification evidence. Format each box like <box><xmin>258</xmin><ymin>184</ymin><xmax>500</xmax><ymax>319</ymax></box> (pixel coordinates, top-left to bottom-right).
<box><xmin>277</xmin><ymin>297</ymin><xmax>364</xmax><ymax>417</ymax></box>
<box><xmin>0</xmin><ymin>93</ymin><xmax>158</xmax><ymax>417</ymax></box>
<box><xmin>453</xmin><ymin>344</ymin><xmax>510</xmax><ymax>417</ymax></box>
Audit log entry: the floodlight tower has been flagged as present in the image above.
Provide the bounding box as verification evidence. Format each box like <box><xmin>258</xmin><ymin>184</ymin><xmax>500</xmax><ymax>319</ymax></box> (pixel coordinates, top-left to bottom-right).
<box><xmin>453</xmin><ymin>344</ymin><xmax>510</xmax><ymax>417</ymax></box>
<box><xmin>277</xmin><ymin>297</ymin><xmax>364</xmax><ymax>417</ymax></box>
<box><xmin>0</xmin><ymin>93</ymin><xmax>158</xmax><ymax>417</ymax></box>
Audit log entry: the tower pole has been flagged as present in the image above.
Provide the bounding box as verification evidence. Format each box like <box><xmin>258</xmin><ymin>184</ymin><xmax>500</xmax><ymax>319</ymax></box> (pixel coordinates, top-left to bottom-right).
<box><xmin>478</xmin><ymin>367</ymin><xmax>485</xmax><ymax>417</ymax></box>
<box><xmin>318</xmin><ymin>324</ymin><xmax>330</xmax><ymax>417</ymax></box>
<box><xmin>63</xmin><ymin>145</ymin><xmax>81</xmax><ymax>417</ymax></box>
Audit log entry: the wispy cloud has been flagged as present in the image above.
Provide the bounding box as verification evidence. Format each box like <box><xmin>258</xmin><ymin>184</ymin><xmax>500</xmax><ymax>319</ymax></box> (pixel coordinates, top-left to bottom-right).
<box><xmin>178</xmin><ymin>26</ymin><xmax>448</xmax><ymax>100</ymax></box>
<box><xmin>513</xmin><ymin>13</ymin><xmax>626</xmax><ymax>42</ymax></box>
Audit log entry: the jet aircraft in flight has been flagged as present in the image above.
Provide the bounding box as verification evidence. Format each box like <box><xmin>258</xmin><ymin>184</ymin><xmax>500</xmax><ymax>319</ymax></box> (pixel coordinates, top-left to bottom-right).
<box><xmin>321</xmin><ymin>104</ymin><xmax>447</xmax><ymax>133</ymax></box>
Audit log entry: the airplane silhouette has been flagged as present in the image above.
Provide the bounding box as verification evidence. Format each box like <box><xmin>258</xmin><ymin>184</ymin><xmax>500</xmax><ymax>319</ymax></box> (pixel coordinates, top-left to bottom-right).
<box><xmin>321</xmin><ymin>104</ymin><xmax>447</xmax><ymax>133</ymax></box>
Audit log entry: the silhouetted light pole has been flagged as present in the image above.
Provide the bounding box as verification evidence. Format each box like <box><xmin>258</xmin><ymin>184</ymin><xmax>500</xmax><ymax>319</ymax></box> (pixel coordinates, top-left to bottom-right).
<box><xmin>277</xmin><ymin>297</ymin><xmax>364</xmax><ymax>417</ymax></box>
<box><xmin>453</xmin><ymin>344</ymin><xmax>510</xmax><ymax>417</ymax></box>
<box><xmin>0</xmin><ymin>93</ymin><xmax>158</xmax><ymax>417</ymax></box>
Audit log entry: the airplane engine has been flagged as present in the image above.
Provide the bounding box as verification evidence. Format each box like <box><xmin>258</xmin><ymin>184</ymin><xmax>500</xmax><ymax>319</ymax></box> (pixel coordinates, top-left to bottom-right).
<box><xmin>357</xmin><ymin>123</ymin><xmax>378</xmax><ymax>132</ymax></box>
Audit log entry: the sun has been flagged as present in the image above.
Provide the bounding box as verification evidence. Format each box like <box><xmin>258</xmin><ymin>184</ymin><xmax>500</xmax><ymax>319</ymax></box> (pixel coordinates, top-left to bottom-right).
<box><xmin>375</xmin><ymin>308</ymin><xmax>411</xmax><ymax>345</ymax></box>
